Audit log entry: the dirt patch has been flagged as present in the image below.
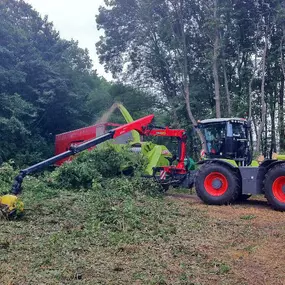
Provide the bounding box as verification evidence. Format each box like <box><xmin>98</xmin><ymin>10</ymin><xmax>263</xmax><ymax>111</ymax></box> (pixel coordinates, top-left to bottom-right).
<box><xmin>167</xmin><ymin>195</ymin><xmax>285</xmax><ymax>285</ymax></box>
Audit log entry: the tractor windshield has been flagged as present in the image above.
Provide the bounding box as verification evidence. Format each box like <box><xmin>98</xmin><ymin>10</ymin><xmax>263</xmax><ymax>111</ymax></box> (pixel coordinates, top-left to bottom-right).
<box><xmin>201</xmin><ymin>123</ymin><xmax>226</xmax><ymax>155</ymax></box>
<box><xmin>199</xmin><ymin>120</ymin><xmax>250</xmax><ymax>161</ymax></box>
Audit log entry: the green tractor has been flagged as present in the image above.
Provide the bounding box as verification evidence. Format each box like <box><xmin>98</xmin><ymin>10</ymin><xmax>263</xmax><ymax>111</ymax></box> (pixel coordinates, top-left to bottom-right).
<box><xmin>195</xmin><ymin>118</ymin><xmax>285</xmax><ymax>211</ymax></box>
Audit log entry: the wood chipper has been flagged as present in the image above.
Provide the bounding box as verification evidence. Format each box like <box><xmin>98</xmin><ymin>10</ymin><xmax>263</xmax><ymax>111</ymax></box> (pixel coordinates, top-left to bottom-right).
<box><xmin>1</xmin><ymin>112</ymin><xmax>285</xmax><ymax>217</ymax></box>
<box><xmin>0</xmin><ymin>112</ymin><xmax>195</xmax><ymax>217</ymax></box>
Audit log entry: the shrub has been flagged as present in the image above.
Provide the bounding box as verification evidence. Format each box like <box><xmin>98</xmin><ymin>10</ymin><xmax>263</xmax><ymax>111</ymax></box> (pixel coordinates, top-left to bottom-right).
<box><xmin>0</xmin><ymin>161</ymin><xmax>18</xmax><ymax>194</ymax></box>
<box><xmin>50</xmin><ymin>144</ymin><xmax>149</xmax><ymax>190</ymax></box>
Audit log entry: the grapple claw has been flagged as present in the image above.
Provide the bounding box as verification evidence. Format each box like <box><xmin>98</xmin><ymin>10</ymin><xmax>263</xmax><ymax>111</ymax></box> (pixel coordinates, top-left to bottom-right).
<box><xmin>0</xmin><ymin>194</ymin><xmax>24</xmax><ymax>219</ymax></box>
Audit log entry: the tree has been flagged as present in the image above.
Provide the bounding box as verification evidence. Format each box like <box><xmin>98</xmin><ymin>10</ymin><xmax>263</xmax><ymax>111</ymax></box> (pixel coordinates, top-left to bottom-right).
<box><xmin>0</xmin><ymin>0</ymin><xmax>104</xmax><ymax>163</ymax></box>
<box><xmin>96</xmin><ymin>0</ymin><xmax>215</xmax><ymax>138</ymax></box>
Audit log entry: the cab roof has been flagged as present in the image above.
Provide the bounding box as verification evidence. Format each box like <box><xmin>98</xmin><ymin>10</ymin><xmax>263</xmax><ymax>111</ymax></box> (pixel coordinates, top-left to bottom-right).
<box><xmin>198</xmin><ymin>118</ymin><xmax>247</xmax><ymax>124</ymax></box>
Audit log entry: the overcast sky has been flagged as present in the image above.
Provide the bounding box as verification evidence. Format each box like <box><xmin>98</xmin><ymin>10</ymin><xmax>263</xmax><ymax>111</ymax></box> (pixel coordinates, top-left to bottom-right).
<box><xmin>25</xmin><ymin>0</ymin><xmax>111</xmax><ymax>79</ymax></box>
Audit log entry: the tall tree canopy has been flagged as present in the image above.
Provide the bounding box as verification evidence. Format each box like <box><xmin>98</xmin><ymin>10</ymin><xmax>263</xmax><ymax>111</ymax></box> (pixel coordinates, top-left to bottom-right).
<box><xmin>96</xmin><ymin>0</ymin><xmax>285</xmax><ymax>155</ymax></box>
<box><xmin>1</xmin><ymin>0</ymin><xmax>285</xmax><ymax>165</ymax></box>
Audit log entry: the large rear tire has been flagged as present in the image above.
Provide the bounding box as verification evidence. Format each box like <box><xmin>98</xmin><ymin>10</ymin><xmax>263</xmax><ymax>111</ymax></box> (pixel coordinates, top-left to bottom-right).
<box><xmin>195</xmin><ymin>163</ymin><xmax>240</xmax><ymax>205</ymax></box>
<box><xmin>264</xmin><ymin>164</ymin><xmax>285</xmax><ymax>211</ymax></box>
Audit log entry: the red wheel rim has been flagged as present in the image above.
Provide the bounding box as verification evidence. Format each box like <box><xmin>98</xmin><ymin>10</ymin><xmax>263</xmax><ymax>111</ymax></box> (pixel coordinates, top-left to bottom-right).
<box><xmin>272</xmin><ymin>176</ymin><xmax>285</xmax><ymax>203</ymax></box>
<box><xmin>204</xmin><ymin>172</ymin><xmax>228</xmax><ymax>196</ymax></box>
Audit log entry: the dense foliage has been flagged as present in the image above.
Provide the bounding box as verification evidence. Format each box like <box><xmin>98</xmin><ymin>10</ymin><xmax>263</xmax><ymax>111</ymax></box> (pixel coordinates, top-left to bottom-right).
<box><xmin>49</xmin><ymin>144</ymin><xmax>152</xmax><ymax>190</ymax></box>
<box><xmin>0</xmin><ymin>0</ymin><xmax>156</xmax><ymax>165</ymax></box>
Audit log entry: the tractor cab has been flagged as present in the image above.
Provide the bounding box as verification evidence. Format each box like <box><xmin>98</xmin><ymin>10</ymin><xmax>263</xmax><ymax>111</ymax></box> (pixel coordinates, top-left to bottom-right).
<box><xmin>198</xmin><ymin>118</ymin><xmax>251</xmax><ymax>165</ymax></box>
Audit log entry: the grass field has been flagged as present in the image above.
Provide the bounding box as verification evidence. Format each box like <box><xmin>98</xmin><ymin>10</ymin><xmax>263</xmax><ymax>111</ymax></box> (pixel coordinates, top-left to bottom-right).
<box><xmin>1</xmin><ymin>187</ymin><xmax>285</xmax><ymax>285</ymax></box>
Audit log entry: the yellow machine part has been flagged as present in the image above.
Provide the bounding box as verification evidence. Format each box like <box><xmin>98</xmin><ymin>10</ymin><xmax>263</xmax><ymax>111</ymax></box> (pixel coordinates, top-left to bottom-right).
<box><xmin>272</xmin><ymin>153</ymin><xmax>285</xmax><ymax>160</ymax></box>
<box><xmin>0</xmin><ymin>194</ymin><xmax>24</xmax><ymax>217</ymax></box>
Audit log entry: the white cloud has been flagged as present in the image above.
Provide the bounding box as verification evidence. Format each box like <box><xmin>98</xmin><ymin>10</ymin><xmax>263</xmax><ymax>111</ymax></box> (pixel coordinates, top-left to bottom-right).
<box><xmin>24</xmin><ymin>0</ymin><xmax>112</xmax><ymax>80</ymax></box>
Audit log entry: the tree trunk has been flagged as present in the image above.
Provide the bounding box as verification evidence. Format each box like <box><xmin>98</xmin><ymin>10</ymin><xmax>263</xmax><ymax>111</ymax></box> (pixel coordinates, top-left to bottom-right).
<box><xmin>280</xmin><ymin>26</ymin><xmax>285</xmax><ymax>151</ymax></box>
<box><xmin>279</xmin><ymin>78</ymin><xmax>285</xmax><ymax>151</ymax></box>
<box><xmin>270</xmin><ymin>107</ymin><xmax>276</xmax><ymax>157</ymax></box>
<box><xmin>248</xmin><ymin>77</ymin><xmax>253</xmax><ymax>120</ymax></box>
<box><xmin>212</xmin><ymin>0</ymin><xmax>221</xmax><ymax>118</ymax></box>
<box><xmin>256</xmin><ymin>24</ymin><xmax>269</xmax><ymax>154</ymax></box>
<box><xmin>175</xmin><ymin>0</ymin><xmax>206</xmax><ymax>150</ymax></box>
<box><xmin>264</xmin><ymin>107</ymin><xmax>268</xmax><ymax>156</ymax></box>
<box><xmin>249</xmin><ymin>45</ymin><xmax>258</xmax><ymax>119</ymax></box>
<box><xmin>184</xmin><ymin>84</ymin><xmax>206</xmax><ymax>150</ymax></box>
<box><xmin>222</xmin><ymin>59</ymin><xmax>231</xmax><ymax>116</ymax></box>
<box><xmin>252</xmin><ymin>117</ymin><xmax>258</xmax><ymax>150</ymax></box>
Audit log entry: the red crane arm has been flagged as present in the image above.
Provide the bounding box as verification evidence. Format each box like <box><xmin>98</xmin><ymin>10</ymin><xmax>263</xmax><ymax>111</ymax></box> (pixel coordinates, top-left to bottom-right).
<box><xmin>143</xmin><ymin>128</ymin><xmax>185</xmax><ymax>138</ymax></box>
<box><xmin>112</xmin><ymin>114</ymin><xmax>186</xmax><ymax>138</ymax></box>
<box><xmin>112</xmin><ymin>115</ymin><xmax>187</xmax><ymax>172</ymax></box>
<box><xmin>112</xmin><ymin>114</ymin><xmax>155</xmax><ymax>138</ymax></box>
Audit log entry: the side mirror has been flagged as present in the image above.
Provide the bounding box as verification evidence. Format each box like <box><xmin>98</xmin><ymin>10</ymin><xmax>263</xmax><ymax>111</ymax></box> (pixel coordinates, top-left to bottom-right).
<box><xmin>247</xmin><ymin>120</ymin><xmax>252</xmax><ymax>129</ymax></box>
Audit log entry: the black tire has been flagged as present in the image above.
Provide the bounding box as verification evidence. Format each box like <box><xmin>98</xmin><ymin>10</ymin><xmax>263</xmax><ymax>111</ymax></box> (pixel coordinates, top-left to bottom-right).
<box><xmin>264</xmin><ymin>163</ymin><xmax>285</xmax><ymax>211</ymax></box>
<box><xmin>161</xmin><ymin>183</ymin><xmax>170</xmax><ymax>191</ymax></box>
<box><xmin>195</xmin><ymin>163</ymin><xmax>240</xmax><ymax>205</ymax></box>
